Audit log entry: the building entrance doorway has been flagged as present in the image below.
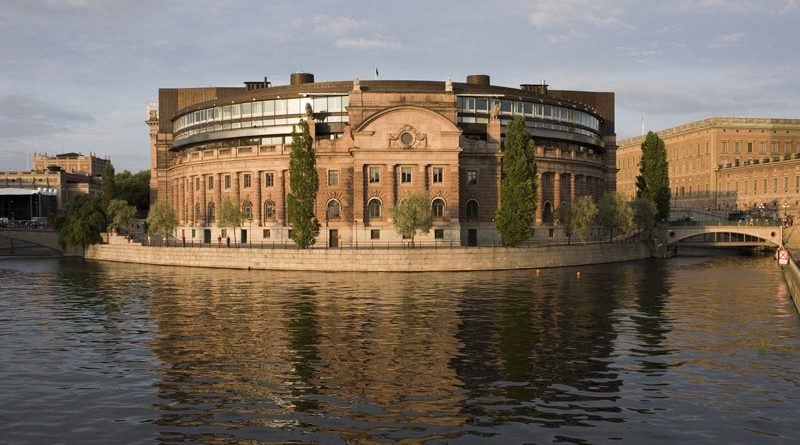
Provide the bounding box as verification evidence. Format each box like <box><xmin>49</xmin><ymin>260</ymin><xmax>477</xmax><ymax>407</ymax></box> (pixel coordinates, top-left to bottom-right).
<box><xmin>329</xmin><ymin>229</ymin><xmax>339</xmax><ymax>247</ymax></box>
<box><xmin>467</xmin><ymin>229</ymin><xmax>478</xmax><ymax>246</ymax></box>
<box><xmin>241</xmin><ymin>229</ymin><xmax>247</xmax><ymax>244</ymax></box>
<box><xmin>203</xmin><ymin>229</ymin><xmax>211</xmax><ymax>244</ymax></box>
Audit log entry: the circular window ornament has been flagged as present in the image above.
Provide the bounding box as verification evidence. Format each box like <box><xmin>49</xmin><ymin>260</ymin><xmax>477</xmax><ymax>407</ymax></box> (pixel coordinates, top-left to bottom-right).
<box><xmin>400</xmin><ymin>132</ymin><xmax>414</xmax><ymax>146</ymax></box>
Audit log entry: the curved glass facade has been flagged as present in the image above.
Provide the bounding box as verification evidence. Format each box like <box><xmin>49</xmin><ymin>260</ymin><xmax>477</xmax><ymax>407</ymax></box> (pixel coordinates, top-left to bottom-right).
<box><xmin>174</xmin><ymin>95</ymin><xmax>350</xmax><ymax>142</ymax></box>
<box><xmin>456</xmin><ymin>96</ymin><xmax>600</xmax><ymax>138</ymax></box>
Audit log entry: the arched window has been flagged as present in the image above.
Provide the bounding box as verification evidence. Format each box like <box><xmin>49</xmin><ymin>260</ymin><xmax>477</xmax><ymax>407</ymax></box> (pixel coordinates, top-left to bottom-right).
<box><xmin>207</xmin><ymin>201</ymin><xmax>216</xmax><ymax>223</ymax></box>
<box><xmin>326</xmin><ymin>200</ymin><xmax>341</xmax><ymax>220</ymax></box>
<box><xmin>367</xmin><ymin>198</ymin><xmax>382</xmax><ymax>220</ymax></box>
<box><xmin>194</xmin><ymin>202</ymin><xmax>201</xmax><ymax>222</ymax></box>
<box><xmin>543</xmin><ymin>201</ymin><xmax>553</xmax><ymax>224</ymax></box>
<box><xmin>264</xmin><ymin>200</ymin><xmax>276</xmax><ymax>220</ymax></box>
<box><xmin>466</xmin><ymin>200</ymin><xmax>479</xmax><ymax>221</ymax></box>
<box><xmin>241</xmin><ymin>200</ymin><xmax>253</xmax><ymax>219</ymax></box>
<box><xmin>431</xmin><ymin>198</ymin><xmax>445</xmax><ymax>218</ymax></box>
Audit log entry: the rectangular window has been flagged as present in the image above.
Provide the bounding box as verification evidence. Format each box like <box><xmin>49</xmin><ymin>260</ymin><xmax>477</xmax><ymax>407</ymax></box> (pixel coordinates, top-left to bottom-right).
<box><xmin>265</xmin><ymin>172</ymin><xmax>274</xmax><ymax>187</ymax></box>
<box><xmin>369</xmin><ymin>166</ymin><xmax>381</xmax><ymax>183</ymax></box>
<box><xmin>759</xmin><ymin>142</ymin><xmax>766</xmax><ymax>154</ymax></box>
<box><xmin>224</xmin><ymin>175</ymin><xmax>231</xmax><ymax>189</ymax></box>
<box><xmin>763</xmin><ymin>178</ymin><xmax>767</xmax><ymax>193</ymax></box>
<box><xmin>208</xmin><ymin>176</ymin><xmax>214</xmax><ymax>190</ymax></box>
<box><xmin>195</xmin><ymin>177</ymin><xmax>200</xmax><ymax>190</ymax></box>
<box><xmin>370</xmin><ymin>229</ymin><xmax>380</xmax><ymax>240</ymax></box>
<box><xmin>772</xmin><ymin>142</ymin><xmax>779</xmax><ymax>154</ymax></box>
<box><xmin>754</xmin><ymin>179</ymin><xmax>758</xmax><ymax>193</ymax></box>
<box><xmin>328</xmin><ymin>170</ymin><xmax>339</xmax><ymax>186</ymax></box>
<box><xmin>747</xmin><ymin>141</ymin><xmax>753</xmax><ymax>153</ymax></box>
<box><xmin>434</xmin><ymin>228</ymin><xmax>444</xmax><ymax>239</ymax></box>
<box><xmin>734</xmin><ymin>141</ymin><xmax>740</xmax><ymax>153</ymax></box>
<box><xmin>774</xmin><ymin>177</ymin><xmax>778</xmax><ymax>192</ymax></box>
<box><xmin>221</xmin><ymin>229</ymin><xmax>227</xmax><ymax>237</ymax></box>
<box><xmin>401</xmin><ymin>167</ymin><xmax>412</xmax><ymax>183</ymax></box>
<box><xmin>786</xmin><ymin>142</ymin><xmax>792</xmax><ymax>155</ymax></box>
<box><xmin>432</xmin><ymin>167</ymin><xmax>444</xmax><ymax>183</ymax></box>
<box><xmin>721</xmin><ymin>141</ymin><xmax>728</xmax><ymax>153</ymax></box>
<box><xmin>191</xmin><ymin>229</ymin><xmax>196</xmax><ymax>238</ymax></box>
<box><xmin>243</xmin><ymin>174</ymin><xmax>251</xmax><ymax>188</ymax></box>
<box><xmin>467</xmin><ymin>170</ymin><xmax>478</xmax><ymax>185</ymax></box>
<box><xmin>784</xmin><ymin>176</ymin><xmax>789</xmax><ymax>192</ymax></box>
<box><xmin>263</xmin><ymin>229</ymin><xmax>270</xmax><ymax>239</ymax></box>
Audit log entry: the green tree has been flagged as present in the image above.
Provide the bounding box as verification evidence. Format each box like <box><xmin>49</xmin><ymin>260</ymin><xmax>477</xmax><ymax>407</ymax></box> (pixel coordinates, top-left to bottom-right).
<box><xmin>146</xmin><ymin>201</ymin><xmax>177</xmax><ymax>245</ymax></box>
<box><xmin>106</xmin><ymin>199</ymin><xmax>136</xmax><ymax>234</ymax></box>
<box><xmin>559</xmin><ymin>196</ymin><xmax>598</xmax><ymax>244</ymax></box>
<box><xmin>391</xmin><ymin>191</ymin><xmax>432</xmax><ymax>246</ymax></box>
<box><xmin>101</xmin><ymin>163</ymin><xmax>116</xmax><ymax>204</ymax></box>
<box><xmin>636</xmin><ymin>131</ymin><xmax>671</xmax><ymax>221</ymax></box>
<box><xmin>219</xmin><ymin>197</ymin><xmax>244</xmax><ymax>245</ymax></box>
<box><xmin>495</xmin><ymin>115</ymin><xmax>538</xmax><ymax>246</ymax></box>
<box><xmin>631</xmin><ymin>197</ymin><xmax>657</xmax><ymax>235</ymax></box>
<box><xmin>114</xmin><ymin>170</ymin><xmax>150</xmax><ymax>215</ymax></box>
<box><xmin>53</xmin><ymin>194</ymin><xmax>107</xmax><ymax>249</ymax></box>
<box><xmin>597</xmin><ymin>192</ymin><xmax>634</xmax><ymax>242</ymax></box>
<box><xmin>287</xmin><ymin>120</ymin><xmax>320</xmax><ymax>248</ymax></box>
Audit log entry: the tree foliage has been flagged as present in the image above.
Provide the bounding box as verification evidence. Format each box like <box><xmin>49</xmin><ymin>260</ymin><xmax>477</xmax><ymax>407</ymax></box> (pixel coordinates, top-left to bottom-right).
<box><xmin>106</xmin><ymin>199</ymin><xmax>136</xmax><ymax>234</ymax></box>
<box><xmin>287</xmin><ymin>120</ymin><xmax>320</xmax><ymax>248</ymax></box>
<box><xmin>101</xmin><ymin>163</ymin><xmax>116</xmax><ymax>204</ymax></box>
<box><xmin>146</xmin><ymin>201</ymin><xmax>177</xmax><ymax>245</ymax></box>
<box><xmin>636</xmin><ymin>131</ymin><xmax>671</xmax><ymax>221</ymax></box>
<box><xmin>113</xmin><ymin>170</ymin><xmax>150</xmax><ymax>215</ymax></box>
<box><xmin>559</xmin><ymin>196</ymin><xmax>598</xmax><ymax>243</ymax></box>
<box><xmin>391</xmin><ymin>191</ymin><xmax>433</xmax><ymax>246</ymax></box>
<box><xmin>631</xmin><ymin>197</ymin><xmax>657</xmax><ymax>232</ymax></box>
<box><xmin>53</xmin><ymin>193</ymin><xmax>107</xmax><ymax>249</ymax></box>
<box><xmin>495</xmin><ymin>115</ymin><xmax>538</xmax><ymax>246</ymax></box>
<box><xmin>219</xmin><ymin>197</ymin><xmax>244</xmax><ymax>244</ymax></box>
<box><xmin>597</xmin><ymin>192</ymin><xmax>634</xmax><ymax>242</ymax></box>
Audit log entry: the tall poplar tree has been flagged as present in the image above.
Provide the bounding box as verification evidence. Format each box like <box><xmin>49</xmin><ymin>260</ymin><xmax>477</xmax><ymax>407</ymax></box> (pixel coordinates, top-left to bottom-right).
<box><xmin>635</xmin><ymin>131</ymin><xmax>671</xmax><ymax>221</ymax></box>
<box><xmin>495</xmin><ymin>115</ymin><xmax>538</xmax><ymax>246</ymax></box>
<box><xmin>287</xmin><ymin>120</ymin><xmax>320</xmax><ymax>248</ymax></box>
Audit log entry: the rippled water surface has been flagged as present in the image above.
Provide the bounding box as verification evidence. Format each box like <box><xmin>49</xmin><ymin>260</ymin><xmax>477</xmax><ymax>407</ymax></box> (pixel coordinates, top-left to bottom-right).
<box><xmin>1</xmin><ymin>252</ymin><xmax>799</xmax><ymax>444</ymax></box>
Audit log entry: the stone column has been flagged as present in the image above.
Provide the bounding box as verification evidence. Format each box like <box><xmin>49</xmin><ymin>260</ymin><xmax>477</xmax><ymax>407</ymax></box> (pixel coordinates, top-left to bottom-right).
<box><xmin>535</xmin><ymin>170</ymin><xmax>543</xmax><ymax>224</ymax></box>
<box><xmin>254</xmin><ymin>170</ymin><xmax>262</xmax><ymax>226</ymax></box>
<box><xmin>187</xmin><ymin>176</ymin><xmax>194</xmax><ymax>224</ymax></box>
<box><xmin>553</xmin><ymin>171</ymin><xmax>561</xmax><ymax>212</ymax></box>
<box><xmin>569</xmin><ymin>173</ymin><xmax>575</xmax><ymax>204</ymax></box>
<box><xmin>178</xmin><ymin>178</ymin><xmax>185</xmax><ymax>224</ymax></box>
<box><xmin>278</xmin><ymin>169</ymin><xmax>287</xmax><ymax>225</ymax></box>
<box><xmin>199</xmin><ymin>175</ymin><xmax>207</xmax><ymax>225</ymax></box>
<box><xmin>216</xmin><ymin>173</ymin><xmax>222</xmax><ymax>209</ymax></box>
<box><xmin>388</xmin><ymin>164</ymin><xmax>397</xmax><ymax>208</ymax></box>
<box><xmin>354</xmin><ymin>163</ymin><xmax>365</xmax><ymax>223</ymax></box>
<box><xmin>233</xmin><ymin>171</ymin><xmax>240</xmax><ymax>205</ymax></box>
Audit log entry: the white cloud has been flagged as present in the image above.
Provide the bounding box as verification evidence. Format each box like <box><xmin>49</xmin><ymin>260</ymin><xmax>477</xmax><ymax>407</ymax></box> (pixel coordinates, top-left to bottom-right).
<box><xmin>335</xmin><ymin>37</ymin><xmax>401</xmax><ymax>50</ymax></box>
<box><xmin>708</xmin><ymin>32</ymin><xmax>746</xmax><ymax>48</ymax></box>
<box><xmin>780</xmin><ymin>0</ymin><xmax>798</xmax><ymax>13</ymax></box>
<box><xmin>312</xmin><ymin>16</ymin><xmax>367</xmax><ymax>36</ymax></box>
<box><xmin>528</xmin><ymin>0</ymin><xmax>634</xmax><ymax>43</ymax></box>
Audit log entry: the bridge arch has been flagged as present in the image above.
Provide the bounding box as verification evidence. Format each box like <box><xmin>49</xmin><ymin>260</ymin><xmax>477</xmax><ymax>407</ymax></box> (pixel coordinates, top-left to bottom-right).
<box><xmin>664</xmin><ymin>225</ymin><xmax>781</xmax><ymax>247</ymax></box>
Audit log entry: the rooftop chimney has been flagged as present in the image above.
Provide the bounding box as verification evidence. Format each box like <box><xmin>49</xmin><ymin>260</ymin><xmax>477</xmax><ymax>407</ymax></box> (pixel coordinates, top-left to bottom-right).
<box><xmin>290</xmin><ymin>72</ymin><xmax>315</xmax><ymax>85</ymax></box>
<box><xmin>466</xmin><ymin>74</ymin><xmax>490</xmax><ymax>85</ymax></box>
<box><xmin>520</xmin><ymin>80</ymin><xmax>548</xmax><ymax>95</ymax></box>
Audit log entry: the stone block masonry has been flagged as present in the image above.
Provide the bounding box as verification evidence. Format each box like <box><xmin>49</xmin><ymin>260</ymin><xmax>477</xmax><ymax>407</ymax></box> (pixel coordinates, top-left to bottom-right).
<box><xmin>86</xmin><ymin>236</ymin><xmax>651</xmax><ymax>272</ymax></box>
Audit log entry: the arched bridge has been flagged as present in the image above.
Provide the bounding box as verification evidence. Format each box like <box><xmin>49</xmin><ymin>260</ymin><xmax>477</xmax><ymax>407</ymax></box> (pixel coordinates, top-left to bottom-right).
<box><xmin>661</xmin><ymin>224</ymin><xmax>787</xmax><ymax>247</ymax></box>
<box><xmin>0</xmin><ymin>229</ymin><xmax>76</xmax><ymax>256</ymax></box>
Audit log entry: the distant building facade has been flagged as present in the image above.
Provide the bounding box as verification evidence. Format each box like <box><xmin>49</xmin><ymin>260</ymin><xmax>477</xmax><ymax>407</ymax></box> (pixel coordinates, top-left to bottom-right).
<box><xmin>617</xmin><ymin>117</ymin><xmax>800</xmax><ymax>214</ymax></box>
<box><xmin>149</xmin><ymin>74</ymin><xmax>617</xmax><ymax>246</ymax></box>
<box><xmin>0</xmin><ymin>152</ymin><xmax>108</xmax><ymax>220</ymax></box>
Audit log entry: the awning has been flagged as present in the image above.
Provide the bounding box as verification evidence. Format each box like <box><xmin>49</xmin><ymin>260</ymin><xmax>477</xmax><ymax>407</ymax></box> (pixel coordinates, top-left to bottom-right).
<box><xmin>0</xmin><ymin>188</ymin><xmax>42</xmax><ymax>196</ymax></box>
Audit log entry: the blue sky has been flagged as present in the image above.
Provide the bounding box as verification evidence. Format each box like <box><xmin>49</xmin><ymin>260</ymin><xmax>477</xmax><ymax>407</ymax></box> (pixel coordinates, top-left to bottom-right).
<box><xmin>1</xmin><ymin>0</ymin><xmax>798</xmax><ymax>172</ymax></box>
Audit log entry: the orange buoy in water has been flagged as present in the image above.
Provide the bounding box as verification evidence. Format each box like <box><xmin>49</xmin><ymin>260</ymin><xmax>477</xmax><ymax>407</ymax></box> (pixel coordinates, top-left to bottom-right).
<box><xmin>536</xmin><ymin>269</ymin><xmax>541</xmax><ymax>277</ymax></box>
<box><xmin>576</xmin><ymin>271</ymin><xmax>581</xmax><ymax>279</ymax></box>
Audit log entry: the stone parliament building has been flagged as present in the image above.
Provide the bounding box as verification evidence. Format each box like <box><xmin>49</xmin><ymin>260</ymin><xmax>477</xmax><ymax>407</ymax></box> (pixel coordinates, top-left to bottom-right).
<box><xmin>149</xmin><ymin>74</ymin><xmax>616</xmax><ymax>246</ymax></box>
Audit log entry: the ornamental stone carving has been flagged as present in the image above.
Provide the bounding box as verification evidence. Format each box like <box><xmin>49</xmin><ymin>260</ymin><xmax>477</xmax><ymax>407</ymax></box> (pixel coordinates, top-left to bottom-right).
<box><xmin>387</xmin><ymin>125</ymin><xmax>428</xmax><ymax>149</ymax></box>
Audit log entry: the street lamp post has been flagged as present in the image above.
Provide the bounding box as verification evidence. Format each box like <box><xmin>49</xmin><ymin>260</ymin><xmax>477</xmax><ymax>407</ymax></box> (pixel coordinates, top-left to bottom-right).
<box><xmin>780</xmin><ymin>201</ymin><xmax>789</xmax><ymax>248</ymax></box>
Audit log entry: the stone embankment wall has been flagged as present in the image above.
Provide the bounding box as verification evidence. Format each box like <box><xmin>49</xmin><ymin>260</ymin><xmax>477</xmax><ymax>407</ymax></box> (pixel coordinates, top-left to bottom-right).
<box><xmin>783</xmin><ymin>253</ymin><xmax>800</xmax><ymax>315</ymax></box>
<box><xmin>86</xmin><ymin>236</ymin><xmax>651</xmax><ymax>272</ymax></box>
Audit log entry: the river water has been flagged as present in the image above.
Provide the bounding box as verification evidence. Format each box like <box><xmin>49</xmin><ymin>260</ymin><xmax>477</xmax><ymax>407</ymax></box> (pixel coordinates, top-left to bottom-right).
<box><xmin>1</xmin><ymin>252</ymin><xmax>799</xmax><ymax>444</ymax></box>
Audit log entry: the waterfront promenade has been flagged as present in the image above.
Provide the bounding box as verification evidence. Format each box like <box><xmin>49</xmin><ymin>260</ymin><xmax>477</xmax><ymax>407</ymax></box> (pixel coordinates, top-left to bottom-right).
<box><xmin>86</xmin><ymin>234</ymin><xmax>651</xmax><ymax>272</ymax></box>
